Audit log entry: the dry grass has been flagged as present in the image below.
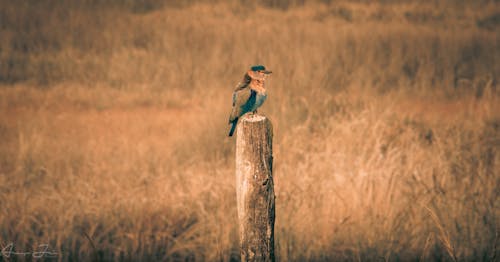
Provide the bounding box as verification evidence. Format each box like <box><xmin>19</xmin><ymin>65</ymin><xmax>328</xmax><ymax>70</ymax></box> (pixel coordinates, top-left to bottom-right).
<box><xmin>0</xmin><ymin>0</ymin><xmax>499</xmax><ymax>261</ymax></box>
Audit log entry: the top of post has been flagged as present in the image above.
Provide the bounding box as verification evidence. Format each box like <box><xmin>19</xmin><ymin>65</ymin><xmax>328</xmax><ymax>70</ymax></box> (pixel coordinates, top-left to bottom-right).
<box><xmin>241</xmin><ymin>114</ymin><xmax>267</xmax><ymax>122</ymax></box>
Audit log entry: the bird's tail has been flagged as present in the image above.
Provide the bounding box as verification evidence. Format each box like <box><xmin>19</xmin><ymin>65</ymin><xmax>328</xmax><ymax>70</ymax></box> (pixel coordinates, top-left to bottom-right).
<box><xmin>228</xmin><ymin>120</ymin><xmax>238</xmax><ymax>137</ymax></box>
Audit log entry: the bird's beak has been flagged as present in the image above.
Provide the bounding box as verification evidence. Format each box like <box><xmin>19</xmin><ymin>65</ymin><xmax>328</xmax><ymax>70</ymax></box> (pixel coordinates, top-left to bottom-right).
<box><xmin>263</xmin><ymin>70</ymin><xmax>272</xmax><ymax>74</ymax></box>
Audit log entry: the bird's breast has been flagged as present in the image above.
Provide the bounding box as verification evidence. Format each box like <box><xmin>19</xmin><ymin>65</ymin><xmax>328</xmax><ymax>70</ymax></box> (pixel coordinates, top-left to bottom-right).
<box><xmin>254</xmin><ymin>92</ymin><xmax>267</xmax><ymax>109</ymax></box>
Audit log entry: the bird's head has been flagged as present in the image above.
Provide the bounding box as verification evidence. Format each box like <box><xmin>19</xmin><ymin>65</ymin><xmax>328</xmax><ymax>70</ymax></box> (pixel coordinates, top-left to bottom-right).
<box><xmin>247</xmin><ymin>65</ymin><xmax>272</xmax><ymax>81</ymax></box>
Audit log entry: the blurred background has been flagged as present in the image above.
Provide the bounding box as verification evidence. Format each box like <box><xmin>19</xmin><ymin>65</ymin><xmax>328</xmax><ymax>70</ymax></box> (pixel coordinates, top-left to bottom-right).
<box><xmin>0</xmin><ymin>0</ymin><xmax>498</xmax><ymax>261</ymax></box>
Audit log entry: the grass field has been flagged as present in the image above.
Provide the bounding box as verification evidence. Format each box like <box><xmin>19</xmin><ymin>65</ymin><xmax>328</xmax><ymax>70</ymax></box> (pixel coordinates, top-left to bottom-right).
<box><xmin>0</xmin><ymin>0</ymin><xmax>499</xmax><ymax>261</ymax></box>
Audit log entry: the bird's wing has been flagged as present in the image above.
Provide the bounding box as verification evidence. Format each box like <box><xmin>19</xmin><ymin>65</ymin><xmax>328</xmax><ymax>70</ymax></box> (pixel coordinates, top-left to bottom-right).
<box><xmin>233</xmin><ymin>81</ymin><xmax>248</xmax><ymax>104</ymax></box>
<box><xmin>229</xmin><ymin>85</ymin><xmax>252</xmax><ymax>123</ymax></box>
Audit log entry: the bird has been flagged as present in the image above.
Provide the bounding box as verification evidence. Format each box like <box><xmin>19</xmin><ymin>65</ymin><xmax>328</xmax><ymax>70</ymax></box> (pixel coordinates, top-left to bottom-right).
<box><xmin>228</xmin><ymin>65</ymin><xmax>272</xmax><ymax>137</ymax></box>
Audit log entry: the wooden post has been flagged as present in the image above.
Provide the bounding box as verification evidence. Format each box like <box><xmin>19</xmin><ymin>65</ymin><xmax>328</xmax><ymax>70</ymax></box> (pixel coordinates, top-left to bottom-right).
<box><xmin>235</xmin><ymin>114</ymin><xmax>275</xmax><ymax>262</ymax></box>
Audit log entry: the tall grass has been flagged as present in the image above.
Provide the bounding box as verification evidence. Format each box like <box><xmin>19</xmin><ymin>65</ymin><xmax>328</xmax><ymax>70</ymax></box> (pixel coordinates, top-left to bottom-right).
<box><xmin>0</xmin><ymin>0</ymin><xmax>499</xmax><ymax>261</ymax></box>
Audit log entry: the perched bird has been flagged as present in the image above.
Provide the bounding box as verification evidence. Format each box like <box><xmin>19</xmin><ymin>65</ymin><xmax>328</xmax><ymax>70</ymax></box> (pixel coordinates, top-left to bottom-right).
<box><xmin>228</xmin><ymin>65</ymin><xmax>272</xmax><ymax>137</ymax></box>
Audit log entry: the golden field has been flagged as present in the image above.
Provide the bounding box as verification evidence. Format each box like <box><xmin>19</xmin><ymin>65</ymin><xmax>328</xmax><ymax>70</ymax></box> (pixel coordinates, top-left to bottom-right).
<box><xmin>0</xmin><ymin>0</ymin><xmax>499</xmax><ymax>261</ymax></box>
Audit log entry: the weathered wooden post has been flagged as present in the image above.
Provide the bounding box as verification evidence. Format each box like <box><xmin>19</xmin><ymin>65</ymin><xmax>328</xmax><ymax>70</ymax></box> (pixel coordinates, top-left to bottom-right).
<box><xmin>235</xmin><ymin>114</ymin><xmax>275</xmax><ymax>262</ymax></box>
